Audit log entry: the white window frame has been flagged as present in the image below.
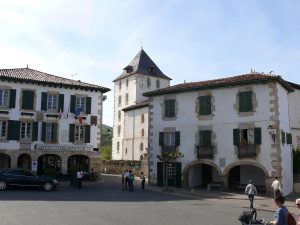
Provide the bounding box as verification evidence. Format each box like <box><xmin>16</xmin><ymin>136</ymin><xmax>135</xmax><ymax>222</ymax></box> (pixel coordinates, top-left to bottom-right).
<box><xmin>76</xmin><ymin>96</ymin><xmax>86</xmax><ymax>113</ymax></box>
<box><xmin>75</xmin><ymin>125</ymin><xmax>85</xmax><ymax>142</ymax></box>
<box><xmin>20</xmin><ymin>122</ymin><xmax>32</xmax><ymax>140</ymax></box>
<box><xmin>0</xmin><ymin>121</ymin><xmax>7</xmax><ymax>140</ymax></box>
<box><xmin>164</xmin><ymin>132</ymin><xmax>175</xmax><ymax>146</ymax></box>
<box><xmin>0</xmin><ymin>89</ymin><xmax>9</xmax><ymax>107</ymax></box>
<box><xmin>47</xmin><ymin>93</ymin><xmax>58</xmax><ymax>111</ymax></box>
<box><xmin>46</xmin><ymin>123</ymin><xmax>57</xmax><ymax>142</ymax></box>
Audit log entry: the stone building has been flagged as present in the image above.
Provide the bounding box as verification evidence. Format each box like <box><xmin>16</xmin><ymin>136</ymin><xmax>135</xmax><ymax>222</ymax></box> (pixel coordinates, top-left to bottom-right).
<box><xmin>0</xmin><ymin>67</ymin><xmax>110</xmax><ymax>175</ymax></box>
<box><xmin>112</xmin><ymin>49</ymin><xmax>171</xmax><ymax>160</ymax></box>
<box><xmin>144</xmin><ymin>72</ymin><xmax>296</xmax><ymax>195</ymax></box>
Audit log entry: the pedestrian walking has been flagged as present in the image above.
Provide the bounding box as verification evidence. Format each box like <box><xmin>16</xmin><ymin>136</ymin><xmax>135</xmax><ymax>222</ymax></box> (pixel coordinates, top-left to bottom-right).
<box><xmin>140</xmin><ymin>172</ymin><xmax>145</xmax><ymax>190</ymax></box>
<box><xmin>124</xmin><ymin>169</ymin><xmax>129</xmax><ymax>190</ymax></box>
<box><xmin>245</xmin><ymin>180</ymin><xmax>258</xmax><ymax>210</ymax></box>
<box><xmin>77</xmin><ymin>169</ymin><xmax>83</xmax><ymax>189</ymax></box>
<box><xmin>128</xmin><ymin>170</ymin><xmax>134</xmax><ymax>192</ymax></box>
<box><xmin>270</xmin><ymin>195</ymin><xmax>288</xmax><ymax>225</ymax></box>
<box><xmin>271</xmin><ymin>177</ymin><xmax>282</xmax><ymax>198</ymax></box>
<box><xmin>121</xmin><ymin>173</ymin><xmax>125</xmax><ymax>190</ymax></box>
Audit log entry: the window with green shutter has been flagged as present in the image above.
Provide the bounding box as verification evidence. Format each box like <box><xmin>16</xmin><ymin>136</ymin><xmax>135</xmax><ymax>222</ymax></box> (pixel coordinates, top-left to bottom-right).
<box><xmin>7</xmin><ymin>120</ymin><xmax>20</xmax><ymax>140</ymax></box>
<box><xmin>175</xmin><ymin>131</ymin><xmax>180</xmax><ymax>146</ymax></box>
<box><xmin>85</xmin><ymin>125</ymin><xmax>91</xmax><ymax>143</ymax></box>
<box><xmin>70</xmin><ymin>95</ymin><xmax>76</xmax><ymax>113</ymax></box>
<box><xmin>9</xmin><ymin>89</ymin><xmax>16</xmax><ymax>108</ymax></box>
<box><xmin>159</xmin><ymin>132</ymin><xmax>164</xmax><ymax>146</ymax></box>
<box><xmin>32</xmin><ymin>122</ymin><xmax>39</xmax><ymax>141</ymax></box>
<box><xmin>287</xmin><ymin>133</ymin><xmax>292</xmax><ymax>144</ymax></box>
<box><xmin>199</xmin><ymin>96</ymin><xmax>211</xmax><ymax>115</ymax></box>
<box><xmin>233</xmin><ymin>129</ymin><xmax>240</xmax><ymax>146</ymax></box>
<box><xmin>41</xmin><ymin>92</ymin><xmax>47</xmax><ymax>110</ymax></box>
<box><xmin>254</xmin><ymin>127</ymin><xmax>261</xmax><ymax>145</ymax></box>
<box><xmin>199</xmin><ymin>130</ymin><xmax>212</xmax><ymax>146</ymax></box>
<box><xmin>157</xmin><ymin>162</ymin><xmax>164</xmax><ymax>186</ymax></box>
<box><xmin>164</xmin><ymin>99</ymin><xmax>175</xmax><ymax>118</ymax></box>
<box><xmin>85</xmin><ymin>97</ymin><xmax>91</xmax><ymax>114</ymax></box>
<box><xmin>22</xmin><ymin>90</ymin><xmax>34</xmax><ymax>110</ymax></box>
<box><xmin>58</xmin><ymin>94</ymin><xmax>64</xmax><ymax>112</ymax></box>
<box><xmin>69</xmin><ymin>124</ymin><xmax>75</xmax><ymax>142</ymax></box>
<box><xmin>239</xmin><ymin>91</ymin><xmax>252</xmax><ymax>112</ymax></box>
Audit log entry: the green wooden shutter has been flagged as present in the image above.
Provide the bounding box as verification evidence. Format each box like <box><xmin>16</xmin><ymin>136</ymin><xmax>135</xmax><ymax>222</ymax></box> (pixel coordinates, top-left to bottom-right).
<box><xmin>239</xmin><ymin>91</ymin><xmax>252</xmax><ymax>112</ymax></box>
<box><xmin>58</xmin><ymin>94</ymin><xmax>64</xmax><ymax>112</ymax></box>
<box><xmin>70</xmin><ymin>95</ymin><xmax>76</xmax><ymax>113</ymax></box>
<box><xmin>53</xmin><ymin>123</ymin><xmax>58</xmax><ymax>142</ymax></box>
<box><xmin>164</xmin><ymin>99</ymin><xmax>175</xmax><ymax>117</ymax></box>
<box><xmin>157</xmin><ymin>162</ymin><xmax>164</xmax><ymax>186</ymax></box>
<box><xmin>41</xmin><ymin>92</ymin><xmax>47</xmax><ymax>110</ymax></box>
<box><xmin>159</xmin><ymin>132</ymin><xmax>164</xmax><ymax>146</ymax></box>
<box><xmin>204</xmin><ymin>130</ymin><xmax>212</xmax><ymax>146</ymax></box>
<box><xmin>199</xmin><ymin>96</ymin><xmax>211</xmax><ymax>115</ymax></box>
<box><xmin>7</xmin><ymin>120</ymin><xmax>20</xmax><ymax>140</ymax></box>
<box><xmin>69</xmin><ymin>124</ymin><xmax>75</xmax><ymax>142</ymax></box>
<box><xmin>175</xmin><ymin>131</ymin><xmax>180</xmax><ymax>146</ymax></box>
<box><xmin>254</xmin><ymin>127</ymin><xmax>261</xmax><ymax>145</ymax></box>
<box><xmin>86</xmin><ymin>97</ymin><xmax>91</xmax><ymax>114</ymax></box>
<box><xmin>22</xmin><ymin>90</ymin><xmax>34</xmax><ymax>110</ymax></box>
<box><xmin>233</xmin><ymin>129</ymin><xmax>240</xmax><ymax>146</ymax></box>
<box><xmin>41</xmin><ymin>122</ymin><xmax>46</xmax><ymax>142</ymax></box>
<box><xmin>32</xmin><ymin>122</ymin><xmax>39</xmax><ymax>141</ymax></box>
<box><xmin>287</xmin><ymin>133</ymin><xmax>292</xmax><ymax>144</ymax></box>
<box><xmin>199</xmin><ymin>130</ymin><xmax>204</xmax><ymax>146</ymax></box>
<box><xmin>85</xmin><ymin>125</ymin><xmax>91</xmax><ymax>143</ymax></box>
<box><xmin>281</xmin><ymin>131</ymin><xmax>285</xmax><ymax>145</ymax></box>
<box><xmin>9</xmin><ymin>89</ymin><xmax>16</xmax><ymax>108</ymax></box>
<box><xmin>175</xmin><ymin>162</ymin><xmax>182</xmax><ymax>188</ymax></box>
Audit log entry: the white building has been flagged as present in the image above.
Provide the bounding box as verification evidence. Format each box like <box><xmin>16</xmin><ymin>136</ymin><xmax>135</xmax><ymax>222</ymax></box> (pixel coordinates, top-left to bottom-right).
<box><xmin>144</xmin><ymin>72</ymin><xmax>296</xmax><ymax>195</ymax></box>
<box><xmin>0</xmin><ymin>67</ymin><xmax>110</xmax><ymax>175</ymax></box>
<box><xmin>112</xmin><ymin>49</ymin><xmax>171</xmax><ymax>160</ymax></box>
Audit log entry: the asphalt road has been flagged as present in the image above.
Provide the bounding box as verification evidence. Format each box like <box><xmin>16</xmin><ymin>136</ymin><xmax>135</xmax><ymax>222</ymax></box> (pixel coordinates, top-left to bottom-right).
<box><xmin>0</xmin><ymin>175</ymin><xmax>275</xmax><ymax>225</ymax></box>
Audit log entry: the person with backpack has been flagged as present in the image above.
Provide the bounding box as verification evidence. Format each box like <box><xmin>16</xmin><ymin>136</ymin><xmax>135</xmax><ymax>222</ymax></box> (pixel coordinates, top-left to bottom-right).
<box><xmin>270</xmin><ymin>195</ymin><xmax>288</xmax><ymax>225</ymax></box>
<box><xmin>296</xmin><ymin>198</ymin><xmax>300</xmax><ymax>225</ymax></box>
<box><xmin>245</xmin><ymin>180</ymin><xmax>258</xmax><ymax>210</ymax></box>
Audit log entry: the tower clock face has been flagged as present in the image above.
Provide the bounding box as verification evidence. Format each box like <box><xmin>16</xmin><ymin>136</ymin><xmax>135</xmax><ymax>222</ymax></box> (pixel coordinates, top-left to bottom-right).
<box><xmin>139</xmin><ymin>79</ymin><xmax>145</xmax><ymax>89</ymax></box>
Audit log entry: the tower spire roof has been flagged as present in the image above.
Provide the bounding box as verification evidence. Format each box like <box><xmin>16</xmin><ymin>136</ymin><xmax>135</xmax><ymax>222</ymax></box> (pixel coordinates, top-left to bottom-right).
<box><xmin>113</xmin><ymin>49</ymin><xmax>171</xmax><ymax>82</ymax></box>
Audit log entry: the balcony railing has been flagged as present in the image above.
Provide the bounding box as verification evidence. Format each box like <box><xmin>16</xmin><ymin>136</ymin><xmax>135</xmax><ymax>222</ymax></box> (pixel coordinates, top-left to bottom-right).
<box><xmin>161</xmin><ymin>145</ymin><xmax>177</xmax><ymax>153</ymax></box>
<box><xmin>34</xmin><ymin>143</ymin><xmax>94</xmax><ymax>151</ymax></box>
<box><xmin>238</xmin><ymin>144</ymin><xmax>257</xmax><ymax>158</ymax></box>
<box><xmin>197</xmin><ymin>146</ymin><xmax>214</xmax><ymax>159</ymax></box>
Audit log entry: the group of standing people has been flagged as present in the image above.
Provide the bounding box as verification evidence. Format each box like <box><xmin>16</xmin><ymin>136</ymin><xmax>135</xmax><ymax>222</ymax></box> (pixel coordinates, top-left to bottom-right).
<box><xmin>245</xmin><ymin>177</ymin><xmax>300</xmax><ymax>225</ymax></box>
<box><xmin>122</xmin><ymin>170</ymin><xmax>145</xmax><ymax>192</ymax></box>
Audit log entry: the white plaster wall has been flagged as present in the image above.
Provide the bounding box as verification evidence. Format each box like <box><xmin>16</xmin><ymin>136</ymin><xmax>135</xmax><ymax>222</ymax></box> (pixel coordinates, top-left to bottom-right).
<box><xmin>149</xmin><ymin>83</ymin><xmax>290</xmax><ymax>188</ymax></box>
<box><xmin>0</xmin><ymin>80</ymin><xmax>102</xmax><ymax>151</ymax></box>
<box><xmin>277</xmin><ymin>83</ymin><xmax>294</xmax><ymax>195</ymax></box>
<box><xmin>288</xmin><ymin>89</ymin><xmax>300</xmax><ymax>149</ymax></box>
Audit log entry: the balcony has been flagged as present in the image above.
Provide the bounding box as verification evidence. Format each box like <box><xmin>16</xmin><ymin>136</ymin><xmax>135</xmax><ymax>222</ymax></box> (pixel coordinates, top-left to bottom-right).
<box><xmin>238</xmin><ymin>144</ymin><xmax>257</xmax><ymax>158</ymax></box>
<box><xmin>161</xmin><ymin>145</ymin><xmax>177</xmax><ymax>153</ymax></box>
<box><xmin>197</xmin><ymin>146</ymin><xmax>214</xmax><ymax>159</ymax></box>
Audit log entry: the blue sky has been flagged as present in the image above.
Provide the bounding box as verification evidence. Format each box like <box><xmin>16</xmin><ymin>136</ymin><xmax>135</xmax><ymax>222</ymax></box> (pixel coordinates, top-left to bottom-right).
<box><xmin>1</xmin><ymin>0</ymin><xmax>299</xmax><ymax>126</ymax></box>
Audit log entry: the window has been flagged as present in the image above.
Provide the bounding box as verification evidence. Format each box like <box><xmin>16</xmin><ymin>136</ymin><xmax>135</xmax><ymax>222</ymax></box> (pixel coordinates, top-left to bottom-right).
<box><xmin>156</xmin><ymin>79</ymin><xmax>160</xmax><ymax>89</ymax></box>
<box><xmin>119</xmin><ymin>81</ymin><xmax>121</xmax><ymax>90</ymax></box>
<box><xmin>46</xmin><ymin>123</ymin><xmax>57</xmax><ymax>142</ymax></box>
<box><xmin>126</xmin><ymin>79</ymin><xmax>129</xmax><ymax>87</ymax></box>
<box><xmin>140</xmin><ymin>143</ymin><xmax>143</xmax><ymax>151</ymax></box>
<box><xmin>47</xmin><ymin>94</ymin><xmax>58</xmax><ymax>111</ymax></box>
<box><xmin>168</xmin><ymin>163</ymin><xmax>175</xmax><ymax>179</ymax></box>
<box><xmin>0</xmin><ymin>89</ymin><xmax>9</xmax><ymax>107</ymax></box>
<box><xmin>149</xmin><ymin>67</ymin><xmax>156</xmax><ymax>74</ymax></box>
<box><xmin>239</xmin><ymin>91</ymin><xmax>253</xmax><ymax>112</ymax></box>
<box><xmin>118</xmin><ymin>110</ymin><xmax>121</xmax><ymax>121</ymax></box>
<box><xmin>233</xmin><ymin>128</ymin><xmax>261</xmax><ymax>146</ymax></box>
<box><xmin>118</xmin><ymin>96</ymin><xmax>122</xmax><ymax>106</ymax></box>
<box><xmin>76</xmin><ymin>96</ymin><xmax>85</xmax><ymax>112</ymax></box>
<box><xmin>199</xmin><ymin>96</ymin><xmax>211</xmax><ymax>115</ymax></box>
<box><xmin>141</xmin><ymin>129</ymin><xmax>144</xmax><ymax>137</ymax></box>
<box><xmin>75</xmin><ymin>125</ymin><xmax>85</xmax><ymax>142</ymax></box>
<box><xmin>125</xmin><ymin>148</ymin><xmax>127</xmax><ymax>155</ymax></box>
<box><xmin>0</xmin><ymin>121</ymin><xmax>7</xmax><ymax>140</ymax></box>
<box><xmin>281</xmin><ymin>131</ymin><xmax>286</xmax><ymax>145</ymax></box>
<box><xmin>159</xmin><ymin>131</ymin><xmax>180</xmax><ymax>147</ymax></box>
<box><xmin>117</xmin><ymin>125</ymin><xmax>121</xmax><ymax>136</ymax></box>
<box><xmin>199</xmin><ymin>130</ymin><xmax>212</xmax><ymax>147</ymax></box>
<box><xmin>141</xmin><ymin>113</ymin><xmax>145</xmax><ymax>123</ymax></box>
<box><xmin>20</xmin><ymin>122</ymin><xmax>32</xmax><ymax>140</ymax></box>
<box><xmin>117</xmin><ymin>142</ymin><xmax>120</xmax><ymax>152</ymax></box>
<box><xmin>164</xmin><ymin>99</ymin><xmax>175</xmax><ymax>118</ymax></box>
<box><xmin>147</xmin><ymin>77</ymin><xmax>151</xmax><ymax>88</ymax></box>
<box><xmin>125</xmin><ymin>93</ymin><xmax>129</xmax><ymax>105</ymax></box>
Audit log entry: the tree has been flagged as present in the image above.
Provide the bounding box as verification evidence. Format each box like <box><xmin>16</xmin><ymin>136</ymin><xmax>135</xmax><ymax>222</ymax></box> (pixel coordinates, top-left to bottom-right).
<box><xmin>157</xmin><ymin>151</ymin><xmax>184</xmax><ymax>191</ymax></box>
<box><xmin>101</xmin><ymin>145</ymin><xmax>112</xmax><ymax>160</ymax></box>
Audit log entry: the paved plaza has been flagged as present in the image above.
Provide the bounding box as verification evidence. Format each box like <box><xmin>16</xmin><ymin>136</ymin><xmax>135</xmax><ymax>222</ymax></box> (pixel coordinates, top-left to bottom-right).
<box><xmin>0</xmin><ymin>174</ymin><xmax>298</xmax><ymax>225</ymax></box>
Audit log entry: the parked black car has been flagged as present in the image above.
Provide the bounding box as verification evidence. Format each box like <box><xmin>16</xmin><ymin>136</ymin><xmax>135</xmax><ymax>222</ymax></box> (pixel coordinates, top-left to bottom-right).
<box><xmin>0</xmin><ymin>168</ymin><xmax>58</xmax><ymax>191</ymax></box>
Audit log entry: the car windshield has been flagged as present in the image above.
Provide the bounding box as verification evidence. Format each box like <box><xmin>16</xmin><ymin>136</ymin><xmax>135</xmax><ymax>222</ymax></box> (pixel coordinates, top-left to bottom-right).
<box><xmin>4</xmin><ymin>170</ymin><xmax>21</xmax><ymax>176</ymax></box>
<box><xmin>20</xmin><ymin>170</ymin><xmax>34</xmax><ymax>176</ymax></box>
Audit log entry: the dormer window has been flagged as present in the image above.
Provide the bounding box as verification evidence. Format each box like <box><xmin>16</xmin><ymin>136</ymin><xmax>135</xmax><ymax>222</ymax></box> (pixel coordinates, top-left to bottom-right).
<box><xmin>148</xmin><ymin>67</ymin><xmax>156</xmax><ymax>74</ymax></box>
<box><xmin>124</xmin><ymin>66</ymin><xmax>133</xmax><ymax>73</ymax></box>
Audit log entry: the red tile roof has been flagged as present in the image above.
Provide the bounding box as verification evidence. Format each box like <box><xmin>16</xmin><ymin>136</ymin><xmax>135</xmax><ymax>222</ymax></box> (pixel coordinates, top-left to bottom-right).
<box><xmin>144</xmin><ymin>73</ymin><xmax>293</xmax><ymax>96</ymax></box>
<box><xmin>122</xmin><ymin>100</ymin><xmax>149</xmax><ymax>112</ymax></box>
<box><xmin>0</xmin><ymin>67</ymin><xmax>110</xmax><ymax>93</ymax></box>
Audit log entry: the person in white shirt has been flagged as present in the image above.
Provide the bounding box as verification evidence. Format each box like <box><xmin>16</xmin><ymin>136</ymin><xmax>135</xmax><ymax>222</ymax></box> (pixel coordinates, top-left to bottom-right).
<box><xmin>271</xmin><ymin>176</ymin><xmax>282</xmax><ymax>198</ymax></box>
<box><xmin>245</xmin><ymin>180</ymin><xmax>258</xmax><ymax>210</ymax></box>
<box><xmin>77</xmin><ymin>170</ymin><xmax>83</xmax><ymax>189</ymax></box>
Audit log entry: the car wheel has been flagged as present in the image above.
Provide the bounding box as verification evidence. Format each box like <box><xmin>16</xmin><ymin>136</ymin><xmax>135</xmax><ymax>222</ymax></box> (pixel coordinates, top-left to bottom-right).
<box><xmin>43</xmin><ymin>182</ymin><xmax>53</xmax><ymax>191</ymax></box>
<box><xmin>0</xmin><ymin>180</ymin><xmax>7</xmax><ymax>190</ymax></box>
